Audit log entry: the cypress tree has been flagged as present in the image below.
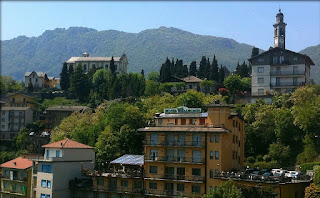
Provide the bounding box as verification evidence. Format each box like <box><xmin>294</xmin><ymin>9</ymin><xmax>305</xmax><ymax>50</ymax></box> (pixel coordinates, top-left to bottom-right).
<box><xmin>210</xmin><ymin>55</ymin><xmax>219</xmax><ymax>82</ymax></box>
<box><xmin>218</xmin><ymin>65</ymin><xmax>225</xmax><ymax>84</ymax></box>
<box><xmin>60</xmin><ymin>62</ymin><xmax>69</xmax><ymax>91</ymax></box>
<box><xmin>206</xmin><ymin>58</ymin><xmax>211</xmax><ymax>80</ymax></box>
<box><xmin>182</xmin><ymin>65</ymin><xmax>189</xmax><ymax>78</ymax></box>
<box><xmin>189</xmin><ymin>61</ymin><xmax>197</xmax><ymax>76</ymax></box>
<box><xmin>170</xmin><ymin>58</ymin><xmax>175</xmax><ymax>77</ymax></box>
<box><xmin>198</xmin><ymin>56</ymin><xmax>207</xmax><ymax>79</ymax></box>
<box><xmin>69</xmin><ymin>64</ymin><xmax>89</xmax><ymax>102</ymax></box>
<box><xmin>110</xmin><ymin>56</ymin><xmax>116</xmax><ymax>74</ymax></box>
<box><xmin>141</xmin><ymin>69</ymin><xmax>145</xmax><ymax>77</ymax></box>
<box><xmin>159</xmin><ymin>58</ymin><xmax>172</xmax><ymax>83</ymax></box>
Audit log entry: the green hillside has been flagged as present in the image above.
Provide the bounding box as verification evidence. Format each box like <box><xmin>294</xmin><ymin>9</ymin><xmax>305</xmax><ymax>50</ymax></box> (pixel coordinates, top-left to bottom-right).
<box><xmin>1</xmin><ymin>26</ymin><xmax>319</xmax><ymax>83</ymax></box>
<box><xmin>299</xmin><ymin>44</ymin><xmax>320</xmax><ymax>84</ymax></box>
<box><xmin>1</xmin><ymin>26</ymin><xmax>253</xmax><ymax>80</ymax></box>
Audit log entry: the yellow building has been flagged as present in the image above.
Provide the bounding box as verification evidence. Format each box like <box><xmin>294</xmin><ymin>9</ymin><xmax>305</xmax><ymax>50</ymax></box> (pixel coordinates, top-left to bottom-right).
<box><xmin>0</xmin><ymin>157</ymin><xmax>36</xmax><ymax>198</ymax></box>
<box><xmin>138</xmin><ymin>103</ymin><xmax>245</xmax><ymax>197</ymax></box>
<box><xmin>8</xmin><ymin>94</ymin><xmax>36</xmax><ymax>109</ymax></box>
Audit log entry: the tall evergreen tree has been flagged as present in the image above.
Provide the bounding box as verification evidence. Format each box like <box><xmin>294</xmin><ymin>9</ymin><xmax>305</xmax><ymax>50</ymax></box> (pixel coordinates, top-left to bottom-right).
<box><xmin>159</xmin><ymin>58</ymin><xmax>172</xmax><ymax>83</ymax></box>
<box><xmin>189</xmin><ymin>60</ymin><xmax>197</xmax><ymax>76</ymax></box>
<box><xmin>198</xmin><ymin>56</ymin><xmax>207</xmax><ymax>79</ymax></box>
<box><xmin>218</xmin><ymin>65</ymin><xmax>225</xmax><ymax>84</ymax></box>
<box><xmin>111</xmin><ymin>75</ymin><xmax>121</xmax><ymax>99</ymax></box>
<box><xmin>141</xmin><ymin>69</ymin><xmax>145</xmax><ymax>77</ymax></box>
<box><xmin>68</xmin><ymin>64</ymin><xmax>74</xmax><ymax>77</ymax></box>
<box><xmin>206</xmin><ymin>58</ymin><xmax>211</xmax><ymax>79</ymax></box>
<box><xmin>69</xmin><ymin>64</ymin><xmax>90</xmax><ymax>102</ymax></box>
<box><xmin>208</xmin><ymin>55</ymin><xmax>219</xmax><ymax>81</ymax></box>
<box><xmin>110</xmin><ymin>56</ymin><xmax>116</xmax><ymax>74</ymax></box>
<box><xmin>170</xmin><ymin>58</ymin><xmax>175</xmax><ymax>77</ymax></box>
<box><xmin>182</xmin><ymin>65</ymin><xmax>189</xmax><ymax>78</ymax></box>
<box><xmin>60</xmin><ymin>62</ymin><xmax>69</xmax><ymax>91</ymax></box>
<box><xmin>251</xmin><ymin>47</ymin><xmax>259</xmax><ymax>58</ymax></box>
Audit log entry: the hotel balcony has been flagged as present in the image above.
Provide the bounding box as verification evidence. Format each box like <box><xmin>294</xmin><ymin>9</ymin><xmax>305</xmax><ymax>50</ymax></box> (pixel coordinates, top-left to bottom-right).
<box><xmin>145</xmin><ymin>174</ymin><xmax>204</xmax><ymax>183</ymax></box>
<box><xmin>145</xmin><ymin>156</ymin><xmax>205</xmax><ymax>164</ymax></box>
<box><xmin>270</xmin><ymin>70</ymin><xmax>305</xmax><ymax>76</ymax></box>
<box><xmin>144</xmin><ymin>140</ymin><xmax>205</xmax><ymax>148</ymax></box>
<box><xmin>92</xmin><ymin>186</ymin><xmax>144</xmax><ymax>194</ymax></box>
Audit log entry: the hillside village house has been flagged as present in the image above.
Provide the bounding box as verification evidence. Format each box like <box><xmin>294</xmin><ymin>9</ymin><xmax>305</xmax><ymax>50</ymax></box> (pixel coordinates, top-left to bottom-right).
<box><xmin>24</xmin><ymin>71</ymin><xmax>59</xmax><ymax>89</ymax></box>
<box><xmin>249</xmin><ymin>9</ymin><xmax>315</xmax><ymax>103</ymax></box>
<box><xmin>64</xmin><ymin>52</ymin><xmax>128</xmax><ymax>74</ymax></box>
<box><xmin>7</xmin><ymin>93</ymin><xmax>36</xmax><ymax>109</ymax></box>
<box><xmin>43</xmin><ymin>105</ymin><xmax>90</xmax><ymax>131</ymax></box>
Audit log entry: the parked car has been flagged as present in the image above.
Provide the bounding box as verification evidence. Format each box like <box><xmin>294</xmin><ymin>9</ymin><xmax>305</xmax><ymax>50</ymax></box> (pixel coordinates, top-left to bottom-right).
<box><xmin>262</xmin><ymin>172</ymin><xmax>273</xmax><ymax>181</ymax></box>
<box><xmin>250</xmin><ymin>171</ymin><xmax>263</xmax><ymax>180</ymax></box>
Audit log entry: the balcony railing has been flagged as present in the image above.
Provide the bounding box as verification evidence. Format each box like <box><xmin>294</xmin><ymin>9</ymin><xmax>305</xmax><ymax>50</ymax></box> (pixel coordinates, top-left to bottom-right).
<box><xmin>2</xmin><ymin>175</ymin><xmax>28</xmax><ymax>182</ymax></box>
<box><xmin>93</xmin><ymin>186</ymin><xmax>144</xmax><ymax>194</ymax></box>
<box><xmin>145</xmin><ymin>174</ymin><xmax>204</xmax><ymax>182</ymax></box>
<box><xmin>1</xmin><ymin>189</ymin><xmax>27</xmax><ymax>195</ymax></box>
<box><xmin>144</xmin><ymin>189</ymin><xmax>201</xmax><ymax>197</ymax></box>
<box><xmin>101</xmin><ymin>171</ymin><xmax>143</xmax><ymax>178</ymax></box>
<box><xmin>270</xmin><ymin>70</ymin><xmax>305</xmax><ymax>76</ymax></box>
<box><xmin>270</xmin><ymin>82</ymin><xmax>305</xmax><ymax>87</ymax></box>
<box><xmin>144</xmin><ymin>140</ymin><xmax>205</xmax><ymax>148</ymax></box>
<box><xmin>146</xmin><ymin>156</ymin><xmax>205</xmax><ymax>164</ymax></box>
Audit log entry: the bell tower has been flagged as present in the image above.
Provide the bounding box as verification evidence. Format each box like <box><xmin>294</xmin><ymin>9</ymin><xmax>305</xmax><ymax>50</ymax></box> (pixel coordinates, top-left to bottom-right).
<box><xmin>273</xmin><ymin>9</ymin><xmax>287</xmax><ymax>49</ymax></box>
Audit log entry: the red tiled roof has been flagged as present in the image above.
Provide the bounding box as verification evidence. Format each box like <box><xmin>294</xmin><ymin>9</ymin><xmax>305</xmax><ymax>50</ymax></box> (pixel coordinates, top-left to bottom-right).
<box><xmin>0</xmin><ymin>157</ymin><xmax>34</xmax><ymax>170</ymax></box>
<box><xmin>42</xmin><ymin>139</ymin><xmax>93</xmax><ymax>149</ymax></box>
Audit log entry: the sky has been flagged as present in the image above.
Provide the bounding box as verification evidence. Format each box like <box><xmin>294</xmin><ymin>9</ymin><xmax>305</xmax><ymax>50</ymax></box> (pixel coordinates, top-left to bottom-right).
<box><xmin>1</xmin><ymin>1</ymin><xmax>320</xmax><ymax>52</ymax></box>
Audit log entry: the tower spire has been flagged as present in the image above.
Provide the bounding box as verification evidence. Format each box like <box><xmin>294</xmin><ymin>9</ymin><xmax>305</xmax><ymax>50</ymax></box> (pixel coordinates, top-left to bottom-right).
<box><xmin>273</xmin><ymin>9</ymin><xmax>286</xmax><ymax>49</ymax></box>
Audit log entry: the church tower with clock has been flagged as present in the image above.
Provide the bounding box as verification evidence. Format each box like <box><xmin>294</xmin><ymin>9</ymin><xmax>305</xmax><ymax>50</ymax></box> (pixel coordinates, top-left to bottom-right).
<box><xmin>273</xmin><ymin>9</ymin><xmax>286</xmax><ymax>49</ymax></box>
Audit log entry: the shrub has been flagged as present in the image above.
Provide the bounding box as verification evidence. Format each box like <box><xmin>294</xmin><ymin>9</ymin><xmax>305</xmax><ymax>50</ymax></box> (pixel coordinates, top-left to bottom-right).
<box><xmin>300</xmin><ymin>162</ymin><xmax>320</xmax><ymax>171</ymax></box>
<box><xmin>314</xmin><ymin>166</ymin><xmax>320</xmax><ymax>186</ymax></box>
<box><xmin>247</xmin><ymin>156</ymin><xmax>256</xmax><ymax>164</ymax></box>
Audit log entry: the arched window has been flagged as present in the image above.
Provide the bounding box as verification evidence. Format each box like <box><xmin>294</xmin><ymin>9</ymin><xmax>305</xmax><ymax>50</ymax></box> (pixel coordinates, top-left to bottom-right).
<box><xmin>83</xmin><ymin>64</ymin><xmax>87</xmax><ymax>71</ymax></box>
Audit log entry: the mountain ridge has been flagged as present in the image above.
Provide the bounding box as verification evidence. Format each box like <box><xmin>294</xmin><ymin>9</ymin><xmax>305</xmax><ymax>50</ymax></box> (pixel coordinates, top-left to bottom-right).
<box><xmin>1</xmin><ymin>26</ymin><xmax>319</xmax><ymax>83</ymax></box>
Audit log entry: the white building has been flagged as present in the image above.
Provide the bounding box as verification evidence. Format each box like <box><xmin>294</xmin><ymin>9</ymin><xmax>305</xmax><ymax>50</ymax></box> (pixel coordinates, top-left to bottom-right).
<box><xmin>65</xmin><ymin>52</ymin><xmax>128</xmax><ymax>74</ymax></box>
<box><xmin>24</xmin><ymin>71</ymin><xmax>49</xmax><ymax>89</ymax></box>
<box><xmin>34</xmin><ymin>139</ymin><xmax>95</xmax><ymax>198</ymax></box>
<box><xmin>249</xmin><ymin>9</ymin><xmax>315</xmax><ymax>103</ymax></box>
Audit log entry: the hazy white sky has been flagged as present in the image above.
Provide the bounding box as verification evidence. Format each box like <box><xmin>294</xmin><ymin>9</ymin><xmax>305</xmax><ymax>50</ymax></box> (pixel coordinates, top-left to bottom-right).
<box><xmin>2</xmin><ymin>1</ymin><xmax>320</xmax><ymax>51</ymax></box>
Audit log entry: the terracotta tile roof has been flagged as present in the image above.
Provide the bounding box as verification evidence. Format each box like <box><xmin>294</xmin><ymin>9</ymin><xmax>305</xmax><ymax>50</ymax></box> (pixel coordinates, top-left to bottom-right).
<box><xmin>0</xmin><ymin>157</ymin><xmax>34</xmax><ymax>170</ymax></box>
<box><xmin>42</xmin><ymin>139</ymin><xmax>93</xmax><ymax>149</ymax></box>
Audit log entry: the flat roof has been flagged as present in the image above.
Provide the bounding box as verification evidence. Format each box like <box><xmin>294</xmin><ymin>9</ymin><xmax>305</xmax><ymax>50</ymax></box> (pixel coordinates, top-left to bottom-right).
<box><xmin>1</xmin><ymin>107</ymin><xmax>31</xmax><ymax>111</ymax></box>
<box><xmin>110</xmin><ymin>154</ymin><xmax>144</xmax><ymax>166</ymax></box>
<box><xmin>46</xmin><ymin>106</ymin><xmax>89</xmax><ymax>111</ymax></box>
<box><xmin>158</xmin><ymin>112</ymin><xmax>208</xmax><ymax>118</ymax></box>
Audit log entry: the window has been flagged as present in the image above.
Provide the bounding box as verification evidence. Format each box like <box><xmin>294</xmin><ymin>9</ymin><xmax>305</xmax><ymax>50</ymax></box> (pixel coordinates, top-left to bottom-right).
<box><xmin>165</xmin><ymin>167</ymin><xmax>174</xmax><ymax>177</ymax></box>
<box><xmin>193</xmin><ymin>150</ymin><xmax>201</xmax><ymax>163</ymax></box>
<box><xmin>258</xmin><ymin>58</ymin><xmax>264</xmax><ymax>63</ymax></box>
<box><xmin>150</xmin><ymin>166</ymin><xmax>158</xmax><ymax>174</ymax></box>
<box><xmin>41</xmin><ymin>194</ymin><xmax>46</xmax><ymax>198</ymax></box>
<box><xmin>210</xmin><ymin>134</ymin><xmax>214</xmax><ymax>142</ymax></box>
<box><xmin>36</xmin><ymin>78</ymin><xmax>38</xmax><ymax>82</ymax></box>
<box><xmin>258</xmin><ymin>78</ymin><xmax>264</xmax><ymax>84</ymax></box>
<box><xmin>21</xmin><ymin>171</ymin><xmax>25</xmax><ymax>178</ymax></box>
<box><xmin>29</xmin><ymin>78</ymin><xmax>31</xmax><ymax>82</ymax></box>
<box><xmin>4</xmin><ymin>182</ymin><xmax>7</xmax><ymax>188</ymax></box>
<box><xmin>41</xmin><ymin>180</ymin><xmax>47</xmax><ymax>188</ymax></box>
<box><xmin>210</xmin><ymin>169</ymin><xmax>214</xmax><ymax>178</ymax></box>
<box><xmin>192</xmin><ymin>168</ymin><xmax>201</xmax><ymax>176</ymax></box>
<box><xmin>258</xmin><ymin>67</ymin><xmax>264</xmax><ymax>73</ymax></box>
<box><xmin>47</xmin><ymin>180</ymin><xmax>51</xmax><ymax>188</ymax></box>
<box><xmin>56</xmin><ymin>150</ymin><xmax>60</xmax><ymax>157</ymax></box>
<box><xmin>273</xmin><ymin>56</ymin><xmax>278</xmax><ymax>64</ymax></box>
<box><xmin>149</xmin><ymin>182</ymin><xmax>157</xmax><ymax>189</ymax></box>
<box><xmin>199</xmin><ymin>118</ymin><xmax>205</xmax><ymax>125</ymax></box>
<box><xmin>174</xmin><ymin>119</ymin><xmax>178</xmax><ymax>125</ymax></box>
<box><xmin>121</xmin><ymin>180</ymin><xmax>128</xmax><ymax>188</ymax></box>
<box><xmin>294</xmin><ymin>57</ymin><xmax>298</xmax><ymax>61</ymax></box>
<box><xmin>280</xmin><ymin>56</ymin><xmax>285</xmax><ymax>64</ymax></box>
<box><xmin>48</xmin><ymin>165</ymin><xmax>52</xmax><ymax>173</ymax></box>
<box><xmin>210</xmin><ymin>151</ymin><xmax>214</xmax><ymax>159</ymax></box>
<box><xmin>177</xmin><ymin>183</ymin><xmax>184</xmax><ymax>192</ymax></box>
<box><xmin>134</xmin><ymin>181</ymin><xmax>142</xmax><ymax>189</ymax></box>
<box><xmin>181</xmin><ymin>119</ymin><xmax>186</xmax><ymax>125</ymax></box>
<box><xmin>215</xmin><ymin>134</ymin><xmax>220</xmax><ymax>143</ymax></box>
<box><xmin>83</xmin><ymin>64</ymin><xmax>87</xmax><ymax>71</ymax></box>
<box><xmin>215</xmin><ymin>151</ymin><xmax>219</xmax><ymax>160</ymax></box>
<box><xmin>97</xmin><ymin>179</ymin><xmax>104</xmax><ymax>186</ymax></box>
<box><xmin>258</xmin><ymin>89</ymin><xmax>264</xmax><ymax>95</ymax></box>
<box><xmin>46</xmin><ymin>150</ymin><xmax>50</xmax><ymax>159</ymax></box>
<box><xmin>150</xmin><ymin>133</ymin><xmax>158</xmax><ymax>145</ymax></box>
<box><xmin>46</xmin><ymin>195</ymin><xmax>50</xmax><ymax>198</ymax></box>
<box><xmin>192</xmin><ymin>134</ymin><xmax>202</xmax><ymax>146</ymax></box>
<box><xmin>192</xmin><ymin>185</ymin><xmax>201</xmax><ymax>193</ymax></box>
<box><xmin>42</xmin><ymin>164</ymin><xmax>47</xmax><ymax>172</ymax></box>
<box><xmin>150</xmin><ymin>149</ymin><xmax>158</xmax><ymax>160</ymax></box>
